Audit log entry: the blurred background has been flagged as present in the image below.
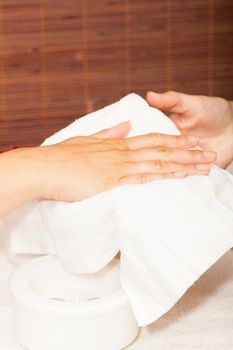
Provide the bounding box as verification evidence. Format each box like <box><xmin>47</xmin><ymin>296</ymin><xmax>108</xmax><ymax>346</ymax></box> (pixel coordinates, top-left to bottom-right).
<box><xmin>0</xmin><ymin>0</ymin><xmax>233</xmax><ymax>149</ymax></box>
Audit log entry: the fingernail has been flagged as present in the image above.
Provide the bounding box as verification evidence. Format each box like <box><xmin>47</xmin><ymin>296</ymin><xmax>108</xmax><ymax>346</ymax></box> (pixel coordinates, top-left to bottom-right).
<box><xmin>203</xmin><ymin>151</ymin><xmax>216</xmax><ymax>159</ymax></box>
<box><xmin>196</xmin><ymin>164</ymin><xmax>211</xmax><ymax>170</ymax></box>
<box><xmin>174</xmin><ymin>171</ymin><xmax>187</xmax><ymax>178</ymax></box>
<box><xmin>187</xmin><ymin>136</ymin><xmax>199</xmax><ymax>144</ymax></box>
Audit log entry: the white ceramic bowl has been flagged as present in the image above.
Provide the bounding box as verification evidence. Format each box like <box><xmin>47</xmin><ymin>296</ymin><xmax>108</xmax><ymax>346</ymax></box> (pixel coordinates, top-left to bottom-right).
<box><xmin>10</xmin><ymin>255</ymin><xmax>139</xmax><ymax>350</ymax></box>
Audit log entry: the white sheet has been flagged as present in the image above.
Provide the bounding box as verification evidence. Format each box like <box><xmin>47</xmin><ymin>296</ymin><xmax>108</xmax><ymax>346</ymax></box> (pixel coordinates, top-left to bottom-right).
<box><xmin>2</xmin><ymin>93</ymin><xmax>233</xmax><ymax>326</ymax></box>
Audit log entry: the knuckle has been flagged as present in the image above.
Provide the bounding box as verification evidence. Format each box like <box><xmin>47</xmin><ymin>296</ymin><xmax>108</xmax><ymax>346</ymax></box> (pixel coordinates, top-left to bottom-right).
<box><xmin>148</xmin><ymin>132</ymin><xmax>156</xmax><ymax>138</ymax></box>
<box><xmin>147</xmin><ymin>132</ymin><xmax>165</xmax><ymax>146</ymax></box>
<box><xmin>171</xmin><ymin>135</ymin><xmax>183</xmax><ymax>148</ymax></box>
<box><xmin>154</xmin><ymin>159</ymin><xmax>166</xmax><ymax>170</ymax></box>
<box><xmin>117</xmin><ymin>176</ymin><xmax>127</xmax><ymax>185</ymax></box>
<box><xmin>147</xmin><ymin>132</ymin><xmax>161</xmax><ymax>141</ymax></box>
<box><xmin>154</xmin><ymin>133</ymin><xmax>163</xmax><ymax>142</ymax></box>
<box><xmin>157</xmin><ymin>146</ymin><xmax>171</xmax><ymax>158</ymax></box>
<box><xmin>175</xmin><ymin>135</ymin><xmax>182</xmax><ymax>147</ymax></box>
<box><xmin>139</xmin><ymin>174</ymin><xmax>148</xmax><ymax>184</ymax></box>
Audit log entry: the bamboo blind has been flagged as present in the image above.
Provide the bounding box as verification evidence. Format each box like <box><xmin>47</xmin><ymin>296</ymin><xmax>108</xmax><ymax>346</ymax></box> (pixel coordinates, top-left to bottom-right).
<box><xmin>0</xmin><ymin>0</ymin><xmax>233</xmax><ymax>148</ymax></box>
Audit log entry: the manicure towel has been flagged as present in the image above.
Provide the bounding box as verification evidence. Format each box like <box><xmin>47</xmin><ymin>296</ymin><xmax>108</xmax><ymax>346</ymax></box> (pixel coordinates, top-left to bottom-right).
<box><xmin>3</xmin><ymin>94</ymin><xmax>233</xmax><ymax>326</ymax></box>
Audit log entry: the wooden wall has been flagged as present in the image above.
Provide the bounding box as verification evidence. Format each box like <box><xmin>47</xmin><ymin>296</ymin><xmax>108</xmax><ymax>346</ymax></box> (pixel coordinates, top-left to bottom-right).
<box><xmin>0</xmin><ymin>0</ymin><xmax>233</xmax><ymax>148</ymax></box>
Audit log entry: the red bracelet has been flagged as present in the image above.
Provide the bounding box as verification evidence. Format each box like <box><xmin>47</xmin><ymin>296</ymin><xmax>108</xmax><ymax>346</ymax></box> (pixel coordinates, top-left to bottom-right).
<box><xmin>0</xmin><ymin>146</ymin><xmax>19</xmax><ymax>154</ymax></box>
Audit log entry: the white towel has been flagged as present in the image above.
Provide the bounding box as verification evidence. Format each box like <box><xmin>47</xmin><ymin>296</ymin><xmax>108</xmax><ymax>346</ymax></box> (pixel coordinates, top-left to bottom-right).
<box><xmin>3</xmin><ymin>93</ymin><xmax>233</xmax><ymax>326</ymax></box>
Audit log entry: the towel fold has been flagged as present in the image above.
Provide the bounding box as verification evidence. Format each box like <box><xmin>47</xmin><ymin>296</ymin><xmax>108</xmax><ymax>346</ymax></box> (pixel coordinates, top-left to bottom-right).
<box><xmin>3</xmin><ymin>93</ymin><xmax>233</xmax><ymax>326</ymax></box>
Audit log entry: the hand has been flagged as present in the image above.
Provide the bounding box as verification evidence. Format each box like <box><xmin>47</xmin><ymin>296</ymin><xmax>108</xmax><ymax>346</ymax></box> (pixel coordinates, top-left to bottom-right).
<box><xmin>38</xmin><ymin>121</ymin><xmax>216</xmax><ymax>202</ymax></box>
<box><xmin>0</xmin><ymin>121</ymin><xmax>216</xmax><ymax>218</ymax></box>
<box><xmin>147</xmin><ymin>91</ymin><xmax>233</xmax><ymax>168</ymax></box>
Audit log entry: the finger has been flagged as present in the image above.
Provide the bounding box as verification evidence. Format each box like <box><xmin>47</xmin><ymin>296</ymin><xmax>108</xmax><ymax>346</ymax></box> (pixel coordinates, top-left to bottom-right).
<box><xmin>124</xmin><ymin>161</ymin><xmax>211</xmax><ymax>176</ymax></box>
<box><xmin>146</xmin><ymin>91</ymin><xmax>204</xmax><ymax>119</ymax></box>
<box><xmin>127</xmin><ymin>147</ymin><xmax>217</xmax><ymax>164</ymax></box>
<box><xmin>118</xmin><ymin>172</ymin><xmax>188</xmax><ymax>185</ymax></box>
<box><xmin>146</xmin><ymin>90</ymin><xmax>200</xmax><ymax>117</ymax></box>
<box><xmin>126</xmin><ymin>133</ymin><xmax>200</xmax><ymax>150</ymax></box>
<box><xmin>146</xmin><ymin>91</ymin><xmax>182</xmax><ymax>113</ymax></box>
<box><xmin>93</xmin><ymin>121</ymin><xmax>131</xmax><ymax>139</ymax></box>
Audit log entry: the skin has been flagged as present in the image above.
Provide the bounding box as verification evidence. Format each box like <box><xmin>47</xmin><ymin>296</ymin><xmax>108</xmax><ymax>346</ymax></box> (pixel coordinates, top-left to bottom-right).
<box><xmin>147</xmin><ymin>91</ymin><xmax>233</xmax><ymax>168</ymax></box>
<box><xmin>0</xmin><ymin>121</ymin><xmax>216</xmax><ymax>219</ymax></box>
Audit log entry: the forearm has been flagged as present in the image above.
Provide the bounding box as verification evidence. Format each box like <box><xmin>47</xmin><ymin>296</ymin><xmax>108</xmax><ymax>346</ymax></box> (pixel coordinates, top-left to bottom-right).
<box><xmin>0</xmin><ymin>148</ymin><xmax>44</xmax><ymax>219</ymax></box>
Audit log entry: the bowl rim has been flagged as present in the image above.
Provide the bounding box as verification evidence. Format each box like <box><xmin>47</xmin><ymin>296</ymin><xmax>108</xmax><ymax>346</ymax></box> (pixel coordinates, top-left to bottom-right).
<box><xmin>10</xmin><ymin>255</ymin><xmax>129</xmax><ymax>318</ymax></box>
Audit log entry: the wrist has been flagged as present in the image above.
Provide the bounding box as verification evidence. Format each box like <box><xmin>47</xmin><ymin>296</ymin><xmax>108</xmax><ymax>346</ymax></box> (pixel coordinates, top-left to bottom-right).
<box><xmin>0</xmin><ymin>147</ymin><xmax>46</xmax><ymax>217</ymax></box>
<box><xmin>24</xmin><ymin>145</ymin><xmax>67</xmax><ymax>201</ymax></box>
<box><xmin>14</xmin><ymin>147</ymin><xmax>49</xmax><ymax>202</ymax></box>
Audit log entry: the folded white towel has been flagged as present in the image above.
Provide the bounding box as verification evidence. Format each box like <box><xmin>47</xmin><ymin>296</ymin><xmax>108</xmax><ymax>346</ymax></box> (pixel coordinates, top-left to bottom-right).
<box><xmin>4</xmin><ymin>94</ymin><xmax>233</xmax><ymax>326</ymax></box>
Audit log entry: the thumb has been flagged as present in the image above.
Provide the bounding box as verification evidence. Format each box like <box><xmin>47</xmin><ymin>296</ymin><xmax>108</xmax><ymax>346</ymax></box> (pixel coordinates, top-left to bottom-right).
<box><xmin>93</xmin><ymin>121</ymin><xmax>131</xmax><ymax>139</ymax></box>
<box><xmin>146</xmin><ymin>91</ymin><xmax>181</xmax><ymax>113</ymax></box>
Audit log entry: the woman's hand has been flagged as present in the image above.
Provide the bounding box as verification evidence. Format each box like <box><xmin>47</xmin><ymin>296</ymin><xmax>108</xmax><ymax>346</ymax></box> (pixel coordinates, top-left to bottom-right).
<box><xmin>147</xmin><ymin>91</ymin><xmax>233</xmax><ymax>168</ymax></box>
<box><xmin>37</xmin><ymin>121</ymin><xmax>216</xmax><ymax>202</ymax></box>
<box><xmin>0</xmin><ymin>121</ymin><xmax>216</xmax><ymax>218</ymax></box>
